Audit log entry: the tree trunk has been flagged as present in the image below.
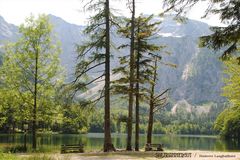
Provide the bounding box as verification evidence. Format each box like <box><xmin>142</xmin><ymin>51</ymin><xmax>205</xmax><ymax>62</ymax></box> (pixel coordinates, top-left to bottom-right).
<box><xmin>147</xmin><ymin>58</ymin><xmax>157</xmax><ymax>144</ymax></box>
<box><xmin>127</xmin><ymin>0</ymin><xmax>135</xmax><ymax>151</ymax></box>
<box><xmin>32</xmin><ymin>45</ymin><xmax>39</xmax><ymax>150</ymax></box>
<box><xmin>135</xmin><ymin>22</ymin><xmax>140</xmax><ymax>151</ymax></box>
<box><xmin>104</xmin><ymin>0</ymin><xmax>115</xmax><ymax>152</ymax></box>
<box><xmin>135</xmin><ymin>67</ymin><xmax>139</xmax><ymax>150</ymax></box>
<box><xmin>147</xmin><ymin>100</ymin><xmax>154</xmax><ymax>144</ymax></box>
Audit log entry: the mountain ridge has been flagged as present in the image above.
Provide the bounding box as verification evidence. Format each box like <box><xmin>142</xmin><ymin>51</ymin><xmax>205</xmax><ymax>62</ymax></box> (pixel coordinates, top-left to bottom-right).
<box><xmin>0</xmin><ymin>14</ymin><xmax>224</xmax><ymax>107</ymax></box>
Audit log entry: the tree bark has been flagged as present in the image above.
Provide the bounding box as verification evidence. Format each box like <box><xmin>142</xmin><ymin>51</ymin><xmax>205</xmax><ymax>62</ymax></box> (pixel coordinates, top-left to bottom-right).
<box><xmin>135</xmin><ymin>21</ymin><xmax>140</xmax><ymax>151</ymax></box>
<box><xmin>32</xmin><ymin>44</ymin><xmax>39</xmax><ymax>150</ymax></box>
<box><xmin>127</xmin><ymin>0</ymin><xmax>135</xmax><ymax>151</ymax></box>
<box><xmin>147</xmin><ymin>58</ymin><xmax>157</xmax><ymax>144</ymax></box>
<box><xmin>147</xmin><ymin>100</ymin><xmax>154</xmax><ymax>144</ymax></box>
<box><xmin>104</xmin><ymin>0</ymin><xmax>115</xmax><ymax>152</ymax></box>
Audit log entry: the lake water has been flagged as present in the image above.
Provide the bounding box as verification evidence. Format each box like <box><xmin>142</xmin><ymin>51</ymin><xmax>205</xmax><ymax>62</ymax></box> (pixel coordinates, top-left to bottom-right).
<box><xmin>0</xmin><ymin>133</ymin><xmax>239</xmax><ymax>152</ymax></box>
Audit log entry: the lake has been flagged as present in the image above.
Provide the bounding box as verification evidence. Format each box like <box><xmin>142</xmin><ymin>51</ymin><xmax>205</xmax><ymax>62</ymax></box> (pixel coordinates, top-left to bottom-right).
<box><xmin>0</xmin><ymin>133</ymin><xmax>239</xmax><ymax>152</ymax></box>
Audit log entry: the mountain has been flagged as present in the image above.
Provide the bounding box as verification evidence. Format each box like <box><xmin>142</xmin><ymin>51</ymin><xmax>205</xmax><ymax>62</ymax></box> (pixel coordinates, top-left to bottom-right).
<box><xmin>155</xmin><ymin>36</ymin><xmax>224</xmax><ymax>104</ymax></box>
<box><xmin>49</xmin><ymin>15</ymin><xmax>86</xmax><ymax>79</ymax></box>
<box><xmin>171</xmin><ymin>99</ymin><xmax>211</xmax><ymax>115</ymax></box>
<box><xmin>0</xmin><ymin>16</ymin><xmax>18</xmax><ymax>41</ymax></box>
<box><xmin>156</xmin><ymin>16</ymin><xmax>211</xmax><ymax>37</ymax></box>
<box><xmin>0</xmin><ymin>14</ymin><xmax>225</xmax><ymax>107</ymax></box>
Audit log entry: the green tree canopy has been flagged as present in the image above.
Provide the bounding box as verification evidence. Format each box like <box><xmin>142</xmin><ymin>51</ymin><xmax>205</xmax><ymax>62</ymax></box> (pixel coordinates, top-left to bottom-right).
<box><xmin>214</xmin><ymin>58</ymin><xmax>240</xmax><ymax>139</ymax></box>
<box><xmin>0</xmin><ymin>14</ymin><xmax>64</xmax><ymax>148</ymax></box>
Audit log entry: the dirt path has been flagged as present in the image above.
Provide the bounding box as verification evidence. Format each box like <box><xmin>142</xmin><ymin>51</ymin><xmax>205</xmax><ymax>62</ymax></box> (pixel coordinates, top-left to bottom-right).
<box><xmin>68</xmin><ymin>151</ymin><xmax>240</xmax><ymax>160</ymax></box>
<box><xmin>18</xmin><ymin>150</ymin><xmax>240</xmax><ymax>160</ymax></box>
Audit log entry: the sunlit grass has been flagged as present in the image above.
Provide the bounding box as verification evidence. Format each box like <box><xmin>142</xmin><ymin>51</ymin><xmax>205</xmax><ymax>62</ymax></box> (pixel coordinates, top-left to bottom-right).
<box><xmin>23</xmin><ymin>154</ymin><xmax>70</xmax><ymax>160</ymax></box>
<box><xmin>0</xmin><ymin>152</ymin><xmax>70</xmax><ymax>160</ymax></box>
<box><xmin>0</xmin><ymin>153</ymin><xmax>21</xmax><ymax>160</ymax></box>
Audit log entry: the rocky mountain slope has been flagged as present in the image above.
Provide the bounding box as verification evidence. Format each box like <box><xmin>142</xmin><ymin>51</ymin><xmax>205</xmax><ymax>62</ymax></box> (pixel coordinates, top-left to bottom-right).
<box><xmin>0</xmin><ymin>14</ymin><xmax>225</xmax><ymax>107</ymax></box>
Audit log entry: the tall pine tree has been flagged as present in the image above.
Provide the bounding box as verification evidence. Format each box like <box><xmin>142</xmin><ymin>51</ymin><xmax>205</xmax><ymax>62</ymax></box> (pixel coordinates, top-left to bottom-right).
<box><xmin>127</xmin><ymin>0</ymin><xmax>135</xmax><ymax>151</ymax></box>
<box><xmin>74</xmin><ymin>0</ymin><xmax>116</xmax><ymax>152</ymax></box>
<box><xmin>113</xmin><ymin>14</ymin><xmax>168</xmax><ymax>151</ymax></box>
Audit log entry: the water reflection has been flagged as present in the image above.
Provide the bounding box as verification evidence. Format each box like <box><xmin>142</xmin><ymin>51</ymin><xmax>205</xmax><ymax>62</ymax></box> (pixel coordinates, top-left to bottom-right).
<box><xmin>0</xmin><ymin>133</ymin><xmax>239</xmax><ymax>151</ymax></box>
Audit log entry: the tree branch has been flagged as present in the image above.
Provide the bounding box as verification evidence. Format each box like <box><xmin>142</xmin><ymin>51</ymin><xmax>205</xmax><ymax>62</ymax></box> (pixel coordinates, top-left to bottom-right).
<box><xmin>154</xmin><ymin>88</ymin><xmax>170</xmax><ymax>101</ymax></box>
<box><xmin>76</xmin><ymin>73</ymin><xmax>105</xmax><ymax>88</ymax></box>
<box><xmin>74</xmin><ymin>61</ymin><xmax>105</xmax><ymax>83</ymax></box>
<box><xmin>153</xmin><ymin>102</ymin><xmax>168</xmax><ymax>113</ymax></box>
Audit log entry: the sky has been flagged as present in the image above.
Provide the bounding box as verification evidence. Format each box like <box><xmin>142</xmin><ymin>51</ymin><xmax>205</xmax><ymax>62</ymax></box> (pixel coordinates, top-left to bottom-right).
<box><xmin>0</xmin><ymin>0</ymin><xmax>223</xmax><ymax>26</ymax></box>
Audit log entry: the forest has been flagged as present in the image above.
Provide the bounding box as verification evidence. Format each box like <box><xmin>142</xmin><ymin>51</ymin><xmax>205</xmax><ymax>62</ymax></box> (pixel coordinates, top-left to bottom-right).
<box><xmin>0</xmin><ymin>0</ymin><xmax>239</xmax><ymax>155</ymax></box>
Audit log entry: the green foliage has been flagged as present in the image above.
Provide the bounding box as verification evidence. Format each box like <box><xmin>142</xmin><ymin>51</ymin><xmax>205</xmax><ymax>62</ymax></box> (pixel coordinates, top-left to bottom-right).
<box><xmin>214</xmin><ymin>58</ymin><xmax>240</xmax><ymax>139</ymax></box>
<box><xmin>214</xmin><ymin>106</ymin><xmax>240</xmax><ymax>139</ymax></box>
<box><xmin>222</xmin><ymin>59</ymin><xmax>240</xmax><ymax>107</ymax></box>
<box><xmin>0</xmin><ymin>14</ymin><xmax>64</xmax><ymax>133</ymax></box>
<box><xmin>153</xmin><ymin>122</ymin><xmax>166</xmax><ymax>134</ymax></box>
<box><xmin>112</xmin><ymin>14</ymin><xmax>163</xmax><ymax>99</ymax></box>
<box><xmin>88</xmin><ymin>111</ymin><xmax>104</xmax><ymax>133</ymax></box>
<box><xmin>85</xmin><ymin>100</ymin><xmax>223</xmax><ymax>135</ymax></box>
<box><xmin>61</xmin><ymin>104</ymin><xmax>89</xmax><ymax>134</ymax></box>
<box><xmin>73</xmin><ymin>0</ymin><xmax>117</xmax><ymax>97</ymax></box>
<box><xmin>199</xmin><ymin>0</ymin><xmax>240</xmax><ymax>59</ymax></box>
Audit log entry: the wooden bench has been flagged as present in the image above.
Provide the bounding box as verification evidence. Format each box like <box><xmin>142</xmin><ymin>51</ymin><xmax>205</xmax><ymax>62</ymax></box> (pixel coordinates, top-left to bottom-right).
<box><xmin>61</xmin><ymin>144</ymin><xmax>84</xmax><ymax>153</ymax></box>
<box><xmin>145</xmin><ymin>143</ymin><xmax>164</xmax><ymax>151</ymax></box>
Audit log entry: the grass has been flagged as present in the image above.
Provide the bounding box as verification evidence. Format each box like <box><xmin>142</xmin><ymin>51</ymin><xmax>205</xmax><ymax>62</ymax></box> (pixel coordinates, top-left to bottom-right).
<box><xmin>0</xmin><ymin>153</ymin><xmax>70</xmax><ymax>160</ymax></box>
<box><xmin>0</xmin><ymin>145</ymin><xmax>60</xmax><ymax>154</ymax></box>
<box><xmin>0</xmin><ymin>153</ymin><xmax>22</xmax><ymax>160</ymax></box>
<box><xmin>23</xmin><ymin>154</ymin><xmax>70</xmax><ymax>160</ymax></box>
<box><xmin>0</xmin><ymin>147</ymin><xmax>67</xmax><ymax>160</ymax></box>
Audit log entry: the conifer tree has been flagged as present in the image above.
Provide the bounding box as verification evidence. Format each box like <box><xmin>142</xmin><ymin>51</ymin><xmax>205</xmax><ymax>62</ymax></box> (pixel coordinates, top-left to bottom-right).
<box><xmin>134</xmin><ymin>15</ymin><xmax>162</xmax><ymax>151</ymax></box>
<box><xmin>127</xmin><ymin>0</ymin><xmax>135</xmax><ymax>151</ymax></box>
<box><xmin>146</xmin><ymin>55</ymin><xmax>170</xmax><ymax>144</ymax></box>
<box><xmin>73</xmin><ymin>0</ymin><xmax>116</xmax><ymax>152</ymax></box>
<box><xmin>113</xmin><ymin>14</ymin><xmax>166</xmax><ymax>150</ymax></box>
